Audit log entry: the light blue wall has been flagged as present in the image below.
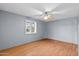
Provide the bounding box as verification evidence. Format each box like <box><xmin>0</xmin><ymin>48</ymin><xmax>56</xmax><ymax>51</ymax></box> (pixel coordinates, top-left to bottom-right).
<box><xmin>47</xmin><ymin>17</ymin><xmax>78</xmax><ymax>44</ymax></box>
<box><xmin>77</xmin><ymin>16</ymin><xmax>79</xmax><ymax>55</ymax></box>
<box><xmin>0</xmin><ymin>10</ymin><xmax>78</xmax><ymax>50</ymax></box>
<box><xmin>42</xmin><ymin>22</ymin><xmax>48</xmax><ymax>38</ymax></box>
<box><xmin>0</xmin><ymin>10</ymin><xmax>45</xmax><ymax>50</ymax></box>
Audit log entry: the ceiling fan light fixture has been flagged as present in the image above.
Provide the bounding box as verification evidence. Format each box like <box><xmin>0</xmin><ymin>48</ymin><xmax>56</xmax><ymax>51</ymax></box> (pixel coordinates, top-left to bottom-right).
<box><xmin>44</xmin><ymin>15</ymin><xmax>48</xmax><ymax>20</ymax></box>
<box><xmin>43</xmin><ymin>15</ymin><xmax>52</xmax><ymax>20</ymax></box>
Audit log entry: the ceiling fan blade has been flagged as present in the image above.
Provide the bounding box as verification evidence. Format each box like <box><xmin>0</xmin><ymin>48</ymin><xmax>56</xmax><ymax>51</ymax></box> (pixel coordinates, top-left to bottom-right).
<box><xmin>53</xmin><ymin>8</ymin><xmax>79</xmax><ymax>16</ymax></box>
<box><xmin>51</xmin><ymin>9</ymin><xmax>70</xmax><ymax>15</ymax></box>
<box><xmin>25</xmin><ymin>7</ymin><xmax>43</xmax><ymax>16</ymax></box>
<box><xmin>34</xmin><ymin>14</ymin><xmax>43</xmax><ymax>17</ymax></box>
<box><xmin>31</xmin><ymin>14</ymin><xmax>43</xmax><ymax>19</ymax></box>
<box><xmin>31</xmin><ymin>5</ymin><xmax>45</xmax><ymax>12</ymax></box>
<box><xmin>51</xmin><ymin>3</ymin><xmax>78</xmax><ymax>12</ymax></box>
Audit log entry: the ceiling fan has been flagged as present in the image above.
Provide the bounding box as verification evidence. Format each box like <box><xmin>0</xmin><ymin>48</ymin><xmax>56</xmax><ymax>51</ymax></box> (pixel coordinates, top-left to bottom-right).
<box><xmin>33</xmin><ymin>10</ymin><xmax>56</xmax><ymax>21</ymax></box>
<box><xmin>40</xmin><ymin>11</ymin><xmax>53</xmax><ymax>20</ymax></box>
<box><xmin>31</xmin><ymin>7</ymin><xmax>69</xmax><ymax>21</ymax></box>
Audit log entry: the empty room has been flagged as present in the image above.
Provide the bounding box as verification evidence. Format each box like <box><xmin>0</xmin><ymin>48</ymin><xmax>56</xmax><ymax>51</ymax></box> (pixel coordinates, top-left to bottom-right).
<box><xmin>0</xmin><ymin>3</ymin><xmax>79</xmax><ymax>56</ymax></box>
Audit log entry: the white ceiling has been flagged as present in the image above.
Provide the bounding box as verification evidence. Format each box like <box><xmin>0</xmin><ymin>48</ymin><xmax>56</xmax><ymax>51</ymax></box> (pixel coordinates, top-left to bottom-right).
<box><xmin>0</xmin><ymin>3</ymin><xmax>79</xmax><ymax>22</ymax></box>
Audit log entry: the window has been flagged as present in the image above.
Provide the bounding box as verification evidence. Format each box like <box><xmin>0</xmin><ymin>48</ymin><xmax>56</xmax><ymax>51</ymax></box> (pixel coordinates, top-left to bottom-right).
<box><xmin>25</xmin><ymin>20</ymin><xmax>37</xmax><ymax>34</ymax></box>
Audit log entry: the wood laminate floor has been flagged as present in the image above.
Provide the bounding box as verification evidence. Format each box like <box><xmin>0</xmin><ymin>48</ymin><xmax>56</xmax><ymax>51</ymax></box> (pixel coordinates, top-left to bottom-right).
<box><xmin>0</xmin><ymin>39</ymin><xmax>78</xmax><ymax>56</ymax></box>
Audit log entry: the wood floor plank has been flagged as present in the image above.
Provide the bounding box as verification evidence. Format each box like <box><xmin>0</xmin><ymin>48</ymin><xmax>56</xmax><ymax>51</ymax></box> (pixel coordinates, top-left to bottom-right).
<box><xmin>0</xmin><ymin>39</ymin><xmax>78</xmax><ymax>56</ymax></box>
